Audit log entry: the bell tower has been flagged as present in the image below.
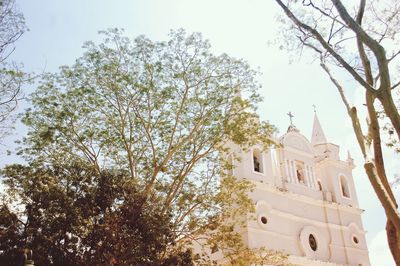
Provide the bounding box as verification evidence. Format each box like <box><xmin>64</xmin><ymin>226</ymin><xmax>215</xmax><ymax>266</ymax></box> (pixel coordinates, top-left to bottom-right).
<box><xmin>311</xmin><ymin>114</ymin><xmax>359</xmax><ymax>207</ymax></box>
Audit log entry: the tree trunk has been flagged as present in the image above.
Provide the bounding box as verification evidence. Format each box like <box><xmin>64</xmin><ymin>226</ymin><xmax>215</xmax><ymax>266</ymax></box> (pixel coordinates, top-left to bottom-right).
<box><xmin>366</xmin><ymin>91</ymin><xmax>400</xmax><ymax>264</ymax></box>
<box><xmin>378</xmin><ymin>89</ymin><xmax>400</xmax><ymax>144</ymax></box>
<box><xmin>386</xmin><ymin>219</ymin><xmax>400</xmax><ymax>265</ymax></box>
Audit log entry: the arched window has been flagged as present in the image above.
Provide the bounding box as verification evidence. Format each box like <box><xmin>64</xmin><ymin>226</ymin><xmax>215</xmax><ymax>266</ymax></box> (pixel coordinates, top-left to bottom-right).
<box><xmin>340</xmin><ymin>175</ymin><xmax>351</xmax><ymax>198</ymax></box>
<box><xmin>317</xmin><ymin>180</ymin><xmax>323</xmax><ymax>191</ymax></box>
<box><xmin>253</xmin><ymin>149</ymin><xmax>263</xmax><ymax>173</ymax></box>
<box><xmin>295</xmin><ymin>161</ymin><xmax>305</xmax><ymax>183</ymax></box>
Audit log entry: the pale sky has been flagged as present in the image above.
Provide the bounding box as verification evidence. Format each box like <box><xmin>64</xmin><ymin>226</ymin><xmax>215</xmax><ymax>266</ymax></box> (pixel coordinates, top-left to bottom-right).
<box><xmin>4</xmin><ymin>0</ymin><xmax>398</xmax><ymax>265</ymax></box>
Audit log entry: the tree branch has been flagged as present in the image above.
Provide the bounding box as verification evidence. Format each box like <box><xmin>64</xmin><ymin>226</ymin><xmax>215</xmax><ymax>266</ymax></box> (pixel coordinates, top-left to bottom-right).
<box><xmin>275</xmin><ymin>0</ymin><xmax>376</xmax><ymax>93</ymax></box>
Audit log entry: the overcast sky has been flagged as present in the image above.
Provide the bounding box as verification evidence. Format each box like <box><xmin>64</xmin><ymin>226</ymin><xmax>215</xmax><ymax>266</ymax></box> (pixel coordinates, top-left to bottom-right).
<box><xmin>4</xmin><ymin>0</ymin><xmax>398</xmax><ymax>265</ymax></box>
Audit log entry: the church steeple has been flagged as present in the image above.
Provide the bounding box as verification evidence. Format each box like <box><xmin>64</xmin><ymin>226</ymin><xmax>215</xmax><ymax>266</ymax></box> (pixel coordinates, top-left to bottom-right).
<box><xmin>311</xmin><ymin>113</ymin><xmax>327</xmax><ymax>145</ymax></box>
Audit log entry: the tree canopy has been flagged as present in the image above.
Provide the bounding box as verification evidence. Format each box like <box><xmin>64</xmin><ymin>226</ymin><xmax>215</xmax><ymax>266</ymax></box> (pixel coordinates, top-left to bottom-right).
<box><xmin>1</xmin><ymin>163</ymin><xmax>194</xmax><ymax>265</ymax></box>
<box><xmin>1</xmin><ymin>29</ymin><xmax>276</xmax><ymax>265</ymax></box>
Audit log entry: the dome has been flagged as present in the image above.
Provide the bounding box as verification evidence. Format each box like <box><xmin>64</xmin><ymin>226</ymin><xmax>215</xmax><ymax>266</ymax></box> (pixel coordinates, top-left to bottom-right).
<box><xmin>280</xmin><ymin>130</ymin><xmax>314</xmax><ymax>154</ymax></box>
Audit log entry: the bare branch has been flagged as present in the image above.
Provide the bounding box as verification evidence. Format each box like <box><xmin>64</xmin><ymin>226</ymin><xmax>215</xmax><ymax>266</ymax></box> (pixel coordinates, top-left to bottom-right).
<box><xmin>331</xmin><ymin>0</ymin><xmax>390</xmax><ymax>92</ymax></box>
<box><xmin>388</xmin><ymin>50</ymin><xmax>400</xmax><ymax>63</ymax></box>
<box><xmin>391</xmin><ymin>81</ymin><xmax>400</xmax><ymax>90</ymax></box>
<box><xmin>275</xmin><ymin>0</ymin><xmax>376</xmax><ymax>93</ymax></box>
<box><xmin>302</xmin><ymin>0</ymin><xmax>347</xmax><ymax>27</ymax></box>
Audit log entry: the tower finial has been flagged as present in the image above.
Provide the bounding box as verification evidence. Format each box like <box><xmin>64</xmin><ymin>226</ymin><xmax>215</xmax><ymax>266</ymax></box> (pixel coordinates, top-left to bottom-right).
<box><xmin>287</xmin><ymin>111</ymin><xmax>294</xmax><ymax>125</ymax></box>
<box><xmin>286</xmin><ymin>112</ymin><xmax>299</xmax><ymax>132</ymax></box>
<box><xmin>312</xmin><ymin>104</ymin><xmax>317</xmax><ymax>114</ymax></box>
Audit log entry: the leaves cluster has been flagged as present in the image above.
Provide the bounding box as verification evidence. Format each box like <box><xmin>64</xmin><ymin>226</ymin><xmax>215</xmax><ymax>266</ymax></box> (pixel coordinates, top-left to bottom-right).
<box><xmin>0</xmin><ymin>163</ymin><xmax>193</xmax><ymax>265</ymax></box>
<box><xmin>0</xmin><ymin>0</ymin><xmax>29</xmax><ymax>139</ymax></box>
<box><xmin>20</xmin><ymin>28</ymin><xmax>275</xmax><ymax>238</ymax></box>
<box><xmin>2</xmin><ymin>29</ymin><xmax>277</xmax><ymax>264</ymax></box>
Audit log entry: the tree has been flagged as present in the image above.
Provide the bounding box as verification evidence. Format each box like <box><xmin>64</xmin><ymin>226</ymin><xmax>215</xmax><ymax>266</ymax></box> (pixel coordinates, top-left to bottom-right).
<box><xmin>0</xmin><ymin>204</ymin><xmax>23</xmax><ymax>264</ymax></box>
<box><xmin>5</xmin><ymin>29</ymin><xmax>277</xmax><ymax>264</ymax></box>
<box><xmin>1</xmin><ymin>162</ymin><xmax>194</xmax><ymax>265</ymax></box>
<box><xmin>274</xmin><ymin>0</ymin><xmax>400</xmax><ymax>263</ymax></box>
<box><xmin>0</xmin><ymin>0</ymin><xmax>29</xmax><ymax>139</ymax></box>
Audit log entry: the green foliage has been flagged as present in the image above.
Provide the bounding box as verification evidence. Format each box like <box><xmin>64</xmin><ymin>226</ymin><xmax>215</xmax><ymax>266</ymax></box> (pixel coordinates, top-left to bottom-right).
<box><xmin>0</xmin><ymin>204</ymin><xmax>23</xmax><ymax>264</ymax></box>
<box><xmin>3</xmin><ymin>28</ymin><xmax>278</xmax><ymax>264</ymax></box>
<box><xmin>21</xmin><ymin>27</ymin><xmax>274</xmax><ymax>236</ymax></box>
<box><xmin>1</xmin><ymin>163</ymin><xmax>194</xmax><ymax>265</ymax></box>
<box><xmin>0</xmin><ymin>0</ymin><xmax>29</xmax><ymax>139</ymax></box>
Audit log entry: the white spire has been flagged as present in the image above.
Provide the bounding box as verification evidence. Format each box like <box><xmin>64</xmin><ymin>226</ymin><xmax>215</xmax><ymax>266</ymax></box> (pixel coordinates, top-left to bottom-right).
<box><xmin>311</xmin><ymin>113</ymin><xmax>327</xmax><ymax>145</ymax></box>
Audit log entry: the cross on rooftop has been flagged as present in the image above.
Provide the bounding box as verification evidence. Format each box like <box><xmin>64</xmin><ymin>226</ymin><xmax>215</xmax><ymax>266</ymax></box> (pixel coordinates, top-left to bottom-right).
<box><xmin>287</xmin><ymin>111</ymin><xmax>294</xmax><ymax>125</ymax></box>
<box><xmin>312</xmin><ymin>104</ymin><xmax>317</xmax><ymax>113</ymax></box>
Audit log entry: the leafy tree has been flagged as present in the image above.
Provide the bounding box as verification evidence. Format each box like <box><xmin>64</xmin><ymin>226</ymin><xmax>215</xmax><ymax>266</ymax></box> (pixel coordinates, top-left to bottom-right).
<box><xmin>0</xmin><ymin>0</ymin><xmax>29</xmax><ymax>139</ymax></box>
<box><xmin>3</xmin><ymin>29</ymin><xmax>278</xmax><ymax>264</ymax></box>
<box><xmin>0</xmin><ymin>204</ymin><xmax>23</xmax><ymax>264</ymax></box>
<box><xmin>274</xmin><ymin>0</ymin><xmax>400</xmax><ymax>263</ymax></box>
<box><xmin>1</xmin><ymin>162</ymin><xmax>194</xmax><ymax>265</ymax></box>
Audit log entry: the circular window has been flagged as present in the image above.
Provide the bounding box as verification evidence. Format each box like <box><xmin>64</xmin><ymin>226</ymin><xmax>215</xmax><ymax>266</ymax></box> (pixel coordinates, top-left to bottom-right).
<box><xmin>353</xmin><ymin>236</ymin><xmax>359</xmax><ymax>244</ymax></box>
<box><xmin>260</xmin><ymin>216</ymin><xmax>268</xmax><ymax>225</ymax></box>
<box><xmin>309</xmin><ymin>234</ymin><xmax>317</xmax><ymax>251</ymax></box>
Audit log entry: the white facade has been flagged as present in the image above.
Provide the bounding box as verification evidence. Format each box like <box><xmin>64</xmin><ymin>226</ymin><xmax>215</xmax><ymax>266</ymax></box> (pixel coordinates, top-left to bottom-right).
<box><xmin>231</xmin><ymin>115</ymin><xmax>370</xmax><ymax>266</ymax></box>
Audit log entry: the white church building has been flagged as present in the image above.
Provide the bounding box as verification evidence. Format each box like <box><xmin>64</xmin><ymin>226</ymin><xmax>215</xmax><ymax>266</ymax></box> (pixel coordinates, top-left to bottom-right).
<box><xmin>227</xmin><ymin>114</ymin><xmax>370</xmax><ymax>265</ymax></box>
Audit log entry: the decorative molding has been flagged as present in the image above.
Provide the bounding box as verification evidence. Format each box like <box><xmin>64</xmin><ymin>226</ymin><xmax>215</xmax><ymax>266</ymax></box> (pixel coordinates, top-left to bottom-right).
<box><xmin>251</xmin><ymin>180</ymin><xmax>364</xmax><ymax>215</ymax></box>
